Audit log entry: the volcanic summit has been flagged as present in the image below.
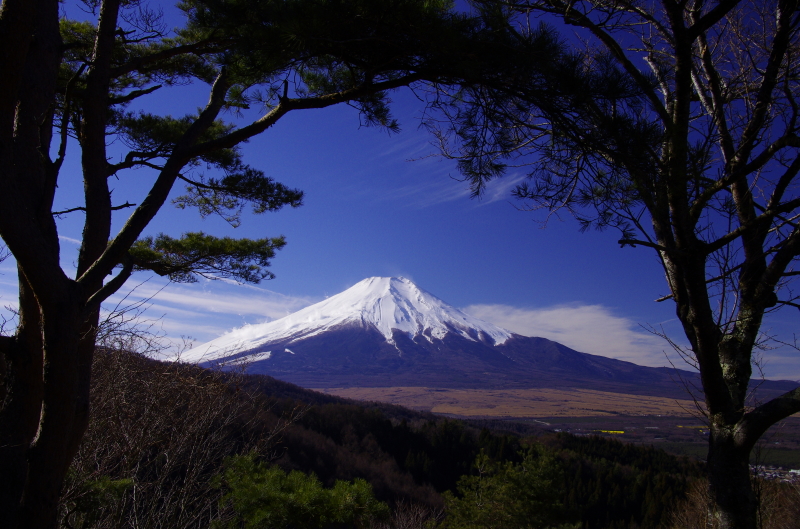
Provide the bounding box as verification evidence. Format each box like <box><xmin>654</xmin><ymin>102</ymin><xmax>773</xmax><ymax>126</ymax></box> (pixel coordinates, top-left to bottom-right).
<box><xmin>181</xmin><ymin>277</ymin><xmax>703</xmax><ymax>395</ymax></box>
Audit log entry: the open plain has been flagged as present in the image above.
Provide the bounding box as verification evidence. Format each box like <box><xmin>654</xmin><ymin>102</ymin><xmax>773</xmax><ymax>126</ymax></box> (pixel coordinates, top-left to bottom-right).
<box><xmin>312</xmin><ymin>386</ymin><xmax>704</xmax><ymax>417</ymax></box>
<box><xmin>312</xmin><ymin>386</ymin><xmax>800</xmax><ymax>468</ymax></box>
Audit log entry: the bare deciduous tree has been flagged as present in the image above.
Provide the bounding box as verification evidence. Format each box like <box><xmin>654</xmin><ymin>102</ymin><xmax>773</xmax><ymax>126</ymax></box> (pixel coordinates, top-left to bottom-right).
<box><xmin>668</xmin><ymin>478</ymin><xmax>800</xmax><ymax>529</ymax></box>
<box><xmin>432</xmin><ymin>0</ymin><xmax>800</xmax><ymax>527</ymax></box>
<box><xmin>61</xmin><ymin>344</ymin><xmax>303</xmax><ymax>529</ymax></box>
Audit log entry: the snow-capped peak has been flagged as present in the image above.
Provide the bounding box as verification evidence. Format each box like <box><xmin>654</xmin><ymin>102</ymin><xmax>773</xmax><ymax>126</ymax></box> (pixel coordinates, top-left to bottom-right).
<box><xmin>180</xmin><ymin>277</ymin><xmax>512</xmax><ymax>362</ymax></box>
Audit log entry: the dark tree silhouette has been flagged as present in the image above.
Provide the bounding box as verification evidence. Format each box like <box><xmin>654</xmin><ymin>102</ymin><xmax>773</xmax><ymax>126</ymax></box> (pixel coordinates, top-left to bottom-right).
<box><xmin>0</xmin><ymin>1</ymin><xmax>551</xmax><ymax>526</ymax></box>
<box><xmin>432</xmin><ymin>1</ymin><xmax>800</xmax><ymax>527</ymax></box>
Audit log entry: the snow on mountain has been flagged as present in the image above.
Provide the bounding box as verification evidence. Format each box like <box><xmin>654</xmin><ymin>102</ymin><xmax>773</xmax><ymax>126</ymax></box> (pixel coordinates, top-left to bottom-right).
<box><xmin>180</xmin><ymin>277</ymin><xmax>513</xmax><ymax>363</ymax></box>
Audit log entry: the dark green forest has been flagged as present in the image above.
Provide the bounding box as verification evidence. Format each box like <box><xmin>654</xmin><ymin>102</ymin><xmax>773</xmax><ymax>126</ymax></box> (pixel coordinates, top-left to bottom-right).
<box><xmin>61</xmin><ymin>349</ymin><xmax>800</xmax><ymax>529</ymax></box>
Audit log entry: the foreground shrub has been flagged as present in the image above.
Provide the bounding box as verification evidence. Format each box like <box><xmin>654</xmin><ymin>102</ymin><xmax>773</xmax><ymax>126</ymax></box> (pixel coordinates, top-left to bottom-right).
<box><xmin>214</xmin><ymin>453</ymin><xmax>389</xmax><ymax>528</ymax></box>
<box><xmin>60</xmin><ymin>349</ymin><xmax>294</xmax><ymax>528</ymax></box>
<box><xmin>667</xmin><ymin>478</ymin><xmax>800</xmax><ymax>529</ymax></box>
<box><xmin>442</xmin><ymin>446</ymin><xmax>577</xmax><ymax>529</ymax></box>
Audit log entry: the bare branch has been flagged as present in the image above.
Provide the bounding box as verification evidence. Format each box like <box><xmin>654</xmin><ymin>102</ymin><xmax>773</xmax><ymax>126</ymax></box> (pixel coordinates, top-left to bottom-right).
<box><xmin>77</xmin><ymin>68</ymin><xmax>233</xmax><ymax>291</ymax></box>
<box><xmin>740</xmin><ymin>385</ymin><xmax>800</xmax><ymax>452</ymax></box>
<box><xmin>187</xmin><ymin>73</ymin><xmax>426</xmax><ymax>158</ymax></box>
<box><xmin>53</xmin><ymin>202</ymin><xmax>136</xmax><ymax>216</ymax></box>
<box><xmin>108</xmin><ymin>39</ymin><xmax>221</xmax><ymax>78</ymax></box>
<box><xmin>53</xmin><ymin>63</ymin><xmax>87</xmax><ymax>175</ymax></box>
<box><xmin>108</xmin><ymin>84</ymin><xmax>161</xmax><ymax>105</ymax></box>
<box><xmin>84</xmin><ymin>254</ymin><xmax>134</xmax><ymax>313</ymax></box>
<box><xmin>687</xmin><ymin>0</ymin><xmax>740</xmax><ymax>38</ymax></box>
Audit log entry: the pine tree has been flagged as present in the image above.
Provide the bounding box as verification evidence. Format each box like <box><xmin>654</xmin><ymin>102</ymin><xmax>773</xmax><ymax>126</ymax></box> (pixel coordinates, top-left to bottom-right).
<box><xmin>0</xmin><ymin>1</ymin><xmax>559</xmax><ymax>526</ymax></box>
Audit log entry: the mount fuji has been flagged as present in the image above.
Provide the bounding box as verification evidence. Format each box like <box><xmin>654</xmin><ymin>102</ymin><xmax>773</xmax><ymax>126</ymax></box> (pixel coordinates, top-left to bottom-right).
<box><xmin>181</xmin><ymin>277</ymin><xmax>712</xmax><ymax>396</ymax></box>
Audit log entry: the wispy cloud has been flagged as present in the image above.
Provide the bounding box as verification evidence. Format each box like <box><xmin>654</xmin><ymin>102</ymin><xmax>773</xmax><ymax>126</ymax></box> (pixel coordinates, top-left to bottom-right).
<box><xmin>348</xmin><ymin>167</ymin><xmax>527</xmax><ymax>210</ymax></box>
<box><xmin>384</xmin><ymin>175</ymin><xmax>474</xmax><ymax>208</ymax></box>
<box><xmin>59</xmin><ymin>235</ymin><xmax>81</xmax><ymax>245</ymax></box>
<box><xmin>110</xmin><ymin>283</ymin><xmax>309</xmax><ymax>320</ymax></box>
<box><xmin>463</xmin><ymin>303</ymin><xmax>682</xmax><ymax>369</ymax></box>
<box><xmin>749</xmin><ymin>343</ymin><xmax>800</xmax><ymax>382</ymax></box>
<box><xmin>0</xmin><ymin>271</ymin><xmax>19</xmax><ymax>321</ymax></box>
<box><xmin>3</xmin><ymin>264</ymin><xmax>796</xmax><ymax>379</ymax></box>
<box><xmin>464</xmin><ymin>303</ymin><xmax>800</xmax><ymax>380</ymax></box>
<box><xmin>338</xmin><ymin>134</ymin><xmax>528</xmax><ymax>210</ymax></box>
<box><xmin>101</xmin><ymin>278</ymin><xmax>318</xmax><ymax>346</ymax></box>
<box><xmin>481</xmin><ymin>172</ymin><xmax>528</xmax><ymax>203</ymax></box>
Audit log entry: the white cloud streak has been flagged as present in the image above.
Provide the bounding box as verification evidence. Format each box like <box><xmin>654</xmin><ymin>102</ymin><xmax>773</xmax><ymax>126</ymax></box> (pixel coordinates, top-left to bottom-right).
<box><xmin>111</xmin><ymin>284</ymin><xmax>309</xmax><ymax>320</ymax></box>
<box><xmin>101</xmin><ymin>278</ymin><xmax>318</xmax><ymax>347</ymax></box>
<box><xmin>464</xmin><ymin>303</ymin><xmax>800</xmax><ymax>380</ymax></box>
<box><xmin>341</xmin><ymin>138</ymin><xmax>528</xmax><ymax>210</ymax></box>
<box><xmin>382</xmin><ymin>170</ymin><xmax>527</xmax><ymax>209</ymax></box>
<box><xmin>463</xmin><ymin>303</ymin><xmax>679</xmax><ymax>369</ymax></box>
<box><xmin>3</xmin><ymin>267</ymin><xmax>797</xmax><ymax>380</ymax></box>
<box><xmin>58</xmin><ymin>235</ymin><xmax>81</xmax><ymax>245</ymax></box>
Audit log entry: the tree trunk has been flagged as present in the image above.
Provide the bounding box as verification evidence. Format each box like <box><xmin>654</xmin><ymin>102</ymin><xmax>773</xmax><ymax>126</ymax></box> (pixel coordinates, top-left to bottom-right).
<box><xmin>0</xmin><ymin>276</ymin><xmax>88</xmax><ymax>529</ymax></box>
<box><xmin>707</xmin><ymin>428</ymin><xmax>757</xmax><ymax>529</ymax></box>
<box><xmin>0</xmin><ymin>0</ymin><xmax>73</xmax><ymax>525</ymax></box>
<box><xmin>17</xmin><ymin>285</ymin><xmax>84</xmax><ymax>529</ymax></box>
<box><xmin>0</xmin><ymin>274</ymin><xmax>46</xmax><ymax>527</ymax></box>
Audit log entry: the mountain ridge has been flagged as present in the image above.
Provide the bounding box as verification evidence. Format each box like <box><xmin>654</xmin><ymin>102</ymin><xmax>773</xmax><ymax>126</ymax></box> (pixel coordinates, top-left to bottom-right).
<box><xmin>183</xmin><ymin>277</ymin><xmax>795</xmax><ymax>401</ymax></box>
<box><xmin>182</xmin><ymin>277</ymin><xmax>512</xmax><ymax>363</ymax></box>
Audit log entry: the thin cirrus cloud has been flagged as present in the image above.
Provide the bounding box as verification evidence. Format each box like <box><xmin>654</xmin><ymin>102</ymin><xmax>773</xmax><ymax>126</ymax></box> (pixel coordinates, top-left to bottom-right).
<box><xmin>344</xmin><ymin>137</ymin><xmax>528</xmax><ymax>209</ymax></box>
<box><xmin>386</xmin><ymin>170</ymin><xmax>527</xmax><ymax>209</ymax></box>
<box><xmin>462</xmin><ymin>303</ymin><xmax>680</xmax><ymax>369</ymax></box>
<box><xmin>100</xmin><ymin>278</ymin><xmax>318</xmax><ymax>344</ymax></box>
<box><xmin>58</xmin><ymin>235</ymin><xmax>82</xmax><ymax>245</ymax></box>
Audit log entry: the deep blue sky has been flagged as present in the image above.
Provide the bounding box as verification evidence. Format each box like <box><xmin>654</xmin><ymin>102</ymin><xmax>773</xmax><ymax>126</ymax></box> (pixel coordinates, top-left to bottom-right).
<box><xmin>0</xmin><ymin>1</ymin><xmax>797</xmax><ymax>380</ymax></box>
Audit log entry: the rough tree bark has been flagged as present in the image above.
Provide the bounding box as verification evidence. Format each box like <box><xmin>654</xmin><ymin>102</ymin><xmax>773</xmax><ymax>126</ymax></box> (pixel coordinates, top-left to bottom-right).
<box><xmin>433</xmin><ymin>1</ymin><xmax>800</xmax><ymax>527</ymax></box>
<box><xmin>0</xmin><ymin>1</ymin><xmax>535</xmax><ymax>526</ymax></box>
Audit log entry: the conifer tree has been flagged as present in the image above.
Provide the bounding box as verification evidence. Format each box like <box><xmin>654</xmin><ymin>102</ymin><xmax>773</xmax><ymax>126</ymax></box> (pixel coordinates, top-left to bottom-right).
<box><xmin>442</xmin><ymin>447</ymin><xmax>573</xmax><ymax>529</ymax></box>
<box><xmin>0</xmin><ymin>1</ymin><xmax>559</xmax><ymax>527</ymax></box>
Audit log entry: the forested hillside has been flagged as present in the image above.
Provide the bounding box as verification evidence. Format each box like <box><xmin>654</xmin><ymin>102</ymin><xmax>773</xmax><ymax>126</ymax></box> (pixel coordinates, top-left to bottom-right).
<box><xmin>57</xmin><ymin>349</ymin><xmax>753</xmax><ymax>528</ymax></box>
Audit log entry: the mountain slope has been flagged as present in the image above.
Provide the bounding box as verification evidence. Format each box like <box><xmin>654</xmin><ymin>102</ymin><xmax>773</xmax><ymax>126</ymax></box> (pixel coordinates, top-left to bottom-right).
<box><xmin>181</xmin><ymin>277</ymin><xmax>794</xmax><ymax>399</ymax></box>
<box><xmin>182</xmin><ymin>277</ymin><xmax>512</xmax><ymax>363</ymax></box>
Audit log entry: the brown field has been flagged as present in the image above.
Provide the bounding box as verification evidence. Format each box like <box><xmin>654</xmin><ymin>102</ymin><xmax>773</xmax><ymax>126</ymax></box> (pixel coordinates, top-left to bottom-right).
<box><xmin>311</xmin><ymin>386</ymin><xmax>704</xmax><ymax>418</ymax></box>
